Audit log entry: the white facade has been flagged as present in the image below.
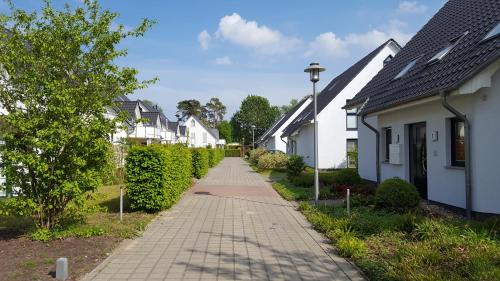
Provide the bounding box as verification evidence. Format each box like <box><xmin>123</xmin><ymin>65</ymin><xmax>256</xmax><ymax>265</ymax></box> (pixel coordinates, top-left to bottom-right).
<box><xmin>260</xmin><ymin>97</ymin><xmax>312</xmax><ymax>153</ymax></box>
<box><xmin>184</xmin><ymin>116</ymin><xmax>221</xmax><ymax>148</ymax></box>
<box><xmin>288</xmin><ymin>42</ymin><xmax>400</xmax><ymax>169</ymax></box>
<box><xmin>357</xmin><ymin>59</ymin><xmax>500</xmax><ymax>214</ymax></box>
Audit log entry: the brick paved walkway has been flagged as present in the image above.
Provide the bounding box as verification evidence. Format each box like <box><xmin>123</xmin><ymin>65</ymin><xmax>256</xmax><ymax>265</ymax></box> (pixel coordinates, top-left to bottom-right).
<box><xmin>82</xmin><ymin>158</ymin><xmax>364</xmax><ymax>281</ymax></box>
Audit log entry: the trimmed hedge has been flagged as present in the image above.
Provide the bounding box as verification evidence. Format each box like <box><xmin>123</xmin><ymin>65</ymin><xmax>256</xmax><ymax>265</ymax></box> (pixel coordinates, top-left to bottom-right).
<box><xmin>257</xmin><ymin>152</ymin><xmax>288</xmax><ymax>170</ymax></box>
<box><xmin>225</xmin><ymin>149</ymin><xmax>240</xmax><ymax>157</ymax></box>
<box><xmin>208</xmin><ymin>148</ymin><xmax>225</xmax><ymax>167</ymax></box>
<box><xmin>126</xmin><ymin>145</ymin><xmax>170</xmax><ymax>212</ymax></box>
<box><xmin>191</xmin><ymin>148</ymin><xmax>209</xmax><ymax>179</ymax></box>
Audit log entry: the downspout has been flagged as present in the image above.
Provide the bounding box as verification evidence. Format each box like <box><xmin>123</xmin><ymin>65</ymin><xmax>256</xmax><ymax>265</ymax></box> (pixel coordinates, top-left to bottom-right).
<box><xmin>440</xmin><ymin>91</ymin><xmax>472</xmax><ymax>219</ymax></box>
<box><xmin>358</xmin><ymin>98</ymin><xmax>380</xmax><ymax>184</ymax></box>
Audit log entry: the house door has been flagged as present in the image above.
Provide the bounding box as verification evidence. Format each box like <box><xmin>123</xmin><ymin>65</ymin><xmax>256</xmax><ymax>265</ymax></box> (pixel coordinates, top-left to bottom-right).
<box><xmin>409</xmin><ymin>122</ymin><xmax>428</xmax><ymax>199</ymax></box>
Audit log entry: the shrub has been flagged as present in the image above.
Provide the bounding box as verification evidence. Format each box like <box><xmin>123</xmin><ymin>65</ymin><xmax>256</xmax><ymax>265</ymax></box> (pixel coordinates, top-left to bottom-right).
<box><xmin>126</xmin><ymin>145</ymin><xmax>171</xmax><ymax>212</ymax></box>
<box><xmin>225</xmin><ymin>149</ymin><xmax>240</xmax><ymax>157</ymax></box>
<box><xmin>257</xmin><ymin>152</ymin><xmax>288</xmax><ymax>170</ymax></box>
<box><xmin>286</xmin><ymin>155</ymin><xmax>305</xmax><ymax>176</ymax></box>
<box><xmin>208</xmin><ymin>148</ymin><xmax>217</xmax><ymax>167</ymax></box>
<box><xmin>249</xmin><ymin>148</ymin><xmax>266</xmax><ymax>164</ymax></box>
<box><xmin>125</xmin><ymin>144</ymin><xmax>193</xmax><ymax>212</ymax></box>
<box><xmin>333</xmin><ymin>168</ymin><xmax>362</xmax><ymax>185</ymax></box>
<box><xmin>191</xmin><ymin>148</ymin><xmax>209</xmax><ymax>179</ymax></box>
<box><xmin>375</xmin><ymin>177</ymin><xmax>420</xmax><ymax>212</ymax></box>
<box><xmin>166</xmin><ymin>145</ymin><xmax>192</xmax><ymax>204</ymax></box>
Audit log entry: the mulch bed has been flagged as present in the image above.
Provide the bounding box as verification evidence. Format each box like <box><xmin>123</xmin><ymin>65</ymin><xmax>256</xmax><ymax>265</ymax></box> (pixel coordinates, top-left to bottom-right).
<box><xmin>0</xmin><ymin>232</ymin><xmax>120</xmax><ymax>281</ymax></box>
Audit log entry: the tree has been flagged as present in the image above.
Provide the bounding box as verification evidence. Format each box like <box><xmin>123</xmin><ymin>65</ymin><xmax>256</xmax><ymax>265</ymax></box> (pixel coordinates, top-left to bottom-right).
<box><xmin>0</xmin><ymin>0</ymin><xmax>155</xmax><ymax>229</ymax></box>
<box><xmin>142</xmin><ymin>99</ymin><xmax>163</xmax><ymax>113</ymax></box>
<box><xmin>231</xmin><ymin>95</ymin><xmax>281</xmax><ymax>144</ymax></box>
<box><xmin>176</xmin><ymin>99</ymin><xmax>202</xmax><ymax>121</ymax></box>
<box><xmin>203</xmin><ymin>97</ymin><xmax>226</xmax><ymax>127</ymax></box>
<box><xmin>280</xmin><ymin>98</ymin><xmax>299</xmax><ymax>115</ymax></box>
<box><xmin>217</xmin><ymin>120</ymin><xmax>232</xmax><ymax>143</ymax></box>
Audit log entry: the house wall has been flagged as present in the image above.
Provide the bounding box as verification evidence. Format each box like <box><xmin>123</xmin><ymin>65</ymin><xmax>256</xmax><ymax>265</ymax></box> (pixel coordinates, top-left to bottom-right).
<box><xmin>185</xmin><ymin>117</ymin><xmax>218</xmax><ymax>148</ymax></box>
<box><xmin>291</xmin><ymin>43</ymin><xmax>399</xmax><ymax>169</ymax></box>
<box><xmin>290</xmin><ymin>123</ymin><xmax>315</xmax><ymax>167</ymax></box>
<box><xmin>360</xmin><ymin>66</ymin><xmax>500</xmax><ymax>214</ymax></box>
<box><xmin>357</xmin><ymin>116</ymin><xmax>378</xmax><ymax>181</ymax></box>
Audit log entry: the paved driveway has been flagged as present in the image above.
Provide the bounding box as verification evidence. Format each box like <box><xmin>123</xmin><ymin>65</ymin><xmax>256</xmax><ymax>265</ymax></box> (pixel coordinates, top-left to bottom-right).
<box><xmin>83</xmin><ymin>158</ymin><xmax>364</xmax><ymax>281</ymax></box>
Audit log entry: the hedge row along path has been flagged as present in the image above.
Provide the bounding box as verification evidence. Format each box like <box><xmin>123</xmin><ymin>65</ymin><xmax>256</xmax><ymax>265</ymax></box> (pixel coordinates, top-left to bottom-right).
<box><xmin>83</xmin><ymin>158</ymin><xmax>364</xmax><ymax>281</ymax></box>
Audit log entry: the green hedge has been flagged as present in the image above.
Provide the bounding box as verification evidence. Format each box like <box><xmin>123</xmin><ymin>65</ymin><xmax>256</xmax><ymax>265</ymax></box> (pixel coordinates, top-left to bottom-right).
<box><xmin>125</xmin><ymin>144</ymin><xmax>193</xmax><ymax>212</ymax></box>
<box><xmin>191</xmin><ymin>148</ymin><xmax>209</xmax><ymax>179</ymax></box>
<box><xmin>125</xmin><ymin>145</ymin><xmax>171</xmax><ymax>212</ymax></box>
<box><xmin>208</xmin><ymin>148</ymin><xmax>225</xmax><ymax>167</ymax></box>
<box><xmin>224</xmin><ymin>149</ymin><xmax>240</xmax><ymax>157</ymax></box>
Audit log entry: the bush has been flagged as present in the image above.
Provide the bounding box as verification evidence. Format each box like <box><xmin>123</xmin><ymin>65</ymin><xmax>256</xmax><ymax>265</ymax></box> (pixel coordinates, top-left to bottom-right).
<box><xmin>126</xmin><ymin>145</ymin><xmax>171</xmax><ymax>212</ymax></box>
<box><xmin>257</xmin><ymin>152</ymin><xmax>288</xmax><ymax>170</ymax></box>
<box><xmin>191</xmin><ymin>148</ymin><xmax>209</xmax><ymax>179</ymax></box>
<box><xmin>225</xmin><ymin>149</ymin><xmax>240</xmax><ymax>157</ymax></box>
<box><xmin>249</xmin><ymin>148</ymin><xmax>266</xmax><ymax>164</ymax></box>
<box><xmin>333</xmin><ymin>168</ymin><xmax>362</xmax><ymax>185</ymax></box>
<box><xmin>289</xmin><ymin>172</ymin><xmax>338</xmax><ymax>187</ymax></box>
<box><xmin>286</xmin><ymin>155</ymin><xmax>305</xmax><ymax>176</ymax></box>
<box><xmin>208</xmin><ymin>148</ymin><xmax>217</xmax><ymax>167</ymax></box>
<box><xmin>125</xmin><ymin>144</ymin><xmax>193</xmax><ymax>212</ymax></box>
<box><xmin>375</xmin><ymin>177</ymin><xmax>420</xmax><ymax>212</ymax></box>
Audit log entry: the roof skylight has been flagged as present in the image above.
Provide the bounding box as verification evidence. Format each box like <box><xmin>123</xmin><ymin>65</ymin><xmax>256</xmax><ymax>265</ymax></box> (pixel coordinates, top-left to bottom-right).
<box><xmin>428</xmin><ymin>31</ymin><xmax>468</xmax><ymax>64</ymax></box>
<box><xmin>483</xmin><ymin>22</ymin><xmax>500</xmax><ymax>41</ymax></box>
<box><xmin>394</xmin><ymin>56</ymin><xmax>420</xmax><ymax>80</ymax></box>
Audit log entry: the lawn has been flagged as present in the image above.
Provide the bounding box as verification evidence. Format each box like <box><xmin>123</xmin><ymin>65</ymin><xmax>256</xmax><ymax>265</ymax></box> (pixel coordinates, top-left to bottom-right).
<box><xmin>263</xmin><ymin>169</ymin><xmax>500</xmax><ymax>281</ymax></box>
<box><xmin>0</xmin><ymin>185</ymin><xmax>157</xmax><ymax>281</ymax></box>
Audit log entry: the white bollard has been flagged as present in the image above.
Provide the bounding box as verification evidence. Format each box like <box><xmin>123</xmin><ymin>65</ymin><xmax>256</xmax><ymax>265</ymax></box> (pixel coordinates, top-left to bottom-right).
<box><xmin>56</xmin><ymin>257</ymin><xmax>68</xmax><ymax>281</ymax></box>
<box><xmin>347</xmin><ymin>188</ymin><xmax>350</xmax><ymax>216</ymax></box>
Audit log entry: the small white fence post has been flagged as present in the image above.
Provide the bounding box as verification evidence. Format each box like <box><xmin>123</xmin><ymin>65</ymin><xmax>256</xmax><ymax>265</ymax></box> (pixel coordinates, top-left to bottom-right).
<box><xmin>347</xmin><ymin>188</ymin><xmax>350</xmax><ymax>216</ymax></box>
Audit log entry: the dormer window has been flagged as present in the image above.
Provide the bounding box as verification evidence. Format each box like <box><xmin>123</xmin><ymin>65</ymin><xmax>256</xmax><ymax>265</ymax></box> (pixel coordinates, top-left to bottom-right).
<box><xmin>394</xmin><ymin>56</ymin><xmax>421</xmax><ymax>80</ymax></box>
<box><xmin>383</xmin><ymin>55</ymin><xmax>393</xmax><ymax>66</ymax></box>
<box><xmin>428</xmin><ymin>31</ymin><xmax>468</xmax><ymax>65</ymax></box>
<box><xmin>482</xmin><ymin>22</ymin><xmax>500</xmax><ymax>42</ymax></box>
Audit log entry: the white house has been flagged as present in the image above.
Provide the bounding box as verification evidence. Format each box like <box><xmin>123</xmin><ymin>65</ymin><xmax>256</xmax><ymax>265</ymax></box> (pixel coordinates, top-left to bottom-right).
<box><xmin>183</xmin><ymin>115</ymin><xmax>222</xmax><ymax>148</ymax></box>
<box><xmin>345</xmin><ymin>0</ymin><xmax>500</xmax><ymax>215</ymax></box>
<box><xmin>281</xmin><ymin>39</ymin><xmax>401</xmax><ymax>169</ymax></box>
<box><xmin>257</xmin><ymin>95</ymin><xmax>312</xmax><ymax>153</ymax></box>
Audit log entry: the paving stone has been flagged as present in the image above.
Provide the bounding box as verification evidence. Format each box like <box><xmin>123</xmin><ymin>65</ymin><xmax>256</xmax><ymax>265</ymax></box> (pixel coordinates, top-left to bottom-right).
<box><xmin>81</xmin><ymin>158</ymin><xmax>364</xmax><ymax>281</ymax></box>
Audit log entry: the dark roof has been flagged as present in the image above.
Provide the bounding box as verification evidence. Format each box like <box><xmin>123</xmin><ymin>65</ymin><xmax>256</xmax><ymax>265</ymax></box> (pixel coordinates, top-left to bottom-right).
<box><xmin>210</xmin><ymin>128</ymin><xmax>219</xmax><ymax>139</ymax></box>
<box><xmin>119</xmin><ymin>101</ymin><xmax>139</xmax><ymax>120</ymax></box>
<box><xmin>179</xmin><ymin>125</ymin><xmax>187</xmax><ymax>136</ymax></box>
<box><xmin>114</xmin><ymin>95</ymin><xmax>130</xmax><ymax>102</ymax></box>
<box><xmin>282</xmin><ymin>39</ymin><xmax>399</xmax><ymax>137</ymax></box>
<box><xmin>346</xmin><ymin>0</ymin><xmax>500</xmax><ymax>114</ymax></box>
<box><xmin>258</xmin><ymin>95</ymin><xmax>311</xmax><ymax>143</ymax></box>
<box><xmin>167</xmin><ymin>121</ymin><xmax>179</xmax><ymax>131</ymax></box>
<box><xmin>141</xmin><ymin>112</ymin><xmax>160</xmax><ymax>126</ymax></box>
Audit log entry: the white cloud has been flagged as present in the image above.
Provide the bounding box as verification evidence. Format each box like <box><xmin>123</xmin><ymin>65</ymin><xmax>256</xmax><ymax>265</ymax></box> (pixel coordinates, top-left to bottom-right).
<box><xmin>306</xmin><ymin>20</ymin><xmax>413</xmax><ymax>58</ymax></box>
<box><xmin>198</xmin><ymin>30</ymin><xmax>211</xmax><ymax>50</ymax></box>
<box><xmin>215</xmin><ymin>13</ymin><xmax>300</xmax><ymax>55</ymax></box>
<box><xmin>398</xmin><ymin>1</ymin><xmax>428</xmax><ymax>14</ymax></box>
<box><xmin>213</xmin><ymin>56</ymin><xmax>232</xmax><ymax>65</ymax></box>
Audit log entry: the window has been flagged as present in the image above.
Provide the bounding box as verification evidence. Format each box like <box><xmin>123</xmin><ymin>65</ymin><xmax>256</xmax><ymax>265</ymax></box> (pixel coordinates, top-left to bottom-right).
<box><xmin>428</xmin><ymin>31</ymin><xmax>468</xmax><ymax>65</ymax></box>
<box><xmin>383</xmin><ymin>55</ymin><xmax>393</xmax><ymax>66</ymax></box>
<box><xmin>346</xmin><ymin>139</ymin><xmax>358</xmax><ymax>168</ymax></box>
<box><xmin>383</xmin><ymin>127</ymin><xmax>392</xmax><ymax>162</ymax></box>
<box><xmin>450</xmin><ymin>118</ymin><xmax>465</xmax><ymax>167</ymax></box>
<box><xmin>483</xmin><ymin>22</ymin><xmax>500</xmax><ymax>42</ymax></box>
<box><xmin>394</xmin><ymin>56</ymin><xmax>421</xmax><ymax>80</ymax></box>
<box><xmin>190</xmin><ymin>119</ymin><xmax>195</xmax><ymax>127</ymax></box>
<box><xmin>346</xmin><ymin>101</ymin><xmax>357</xmax><ymax>130</ymax></box>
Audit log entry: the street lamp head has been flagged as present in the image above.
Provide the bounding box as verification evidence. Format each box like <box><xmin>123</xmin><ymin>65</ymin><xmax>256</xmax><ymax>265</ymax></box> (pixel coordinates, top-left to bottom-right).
<box><xmin>304</xmin><ymin>62</ymin><xmax>325</xmax><ymax>83</ymax></box>
<box><xmin>251</xmin><ymin>125</ymin><xmax>256</xmax><ymax>129</ymax></box>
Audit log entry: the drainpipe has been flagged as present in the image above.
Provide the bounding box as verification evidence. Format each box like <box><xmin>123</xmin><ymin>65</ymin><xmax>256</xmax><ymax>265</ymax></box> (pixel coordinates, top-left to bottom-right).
<box><xmin>361</xmin><ymin>114</ymin><xmax>381</xmax><ymax>184</ymax></box>
<box><xmin>440</xmin><ymin>91</ymin><xmax>472</xmax><ymax>219</ymax></box>
<box><xmin>357</xmin><ymin>98</ymin><xmax>380</xmax><ymax>184</ymax></box>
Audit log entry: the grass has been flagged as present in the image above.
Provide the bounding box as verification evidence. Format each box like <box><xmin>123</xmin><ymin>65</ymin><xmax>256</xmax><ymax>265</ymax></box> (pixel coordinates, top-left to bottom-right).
<box><xmin>0</xmin><ymin>185</ymin><xmax>157</xmax><ymax>240</ymax></box>
<box><xmin>261</xmin><ymin>167</ymin><xmax>500</xmax><ymax>281</ymax></box>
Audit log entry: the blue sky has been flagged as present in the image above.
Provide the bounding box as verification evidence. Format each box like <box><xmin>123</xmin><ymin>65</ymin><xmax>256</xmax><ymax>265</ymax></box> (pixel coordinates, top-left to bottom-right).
<box><xmin>2</xmin><ymin>0</ymin><xmax>445</xmax><ymax>119</ymax></box>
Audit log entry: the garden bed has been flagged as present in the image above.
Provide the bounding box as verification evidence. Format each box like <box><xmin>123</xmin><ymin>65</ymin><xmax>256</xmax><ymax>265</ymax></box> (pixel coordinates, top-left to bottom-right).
<box><xmin>262</xmin><ymin>168</ymin><xmax>500</xmax><ymax>280</ymax></box>
<box><xmin>0</xmin><ymin>185</ymin><xmax>156</xmax><ymax>280</ymax></box>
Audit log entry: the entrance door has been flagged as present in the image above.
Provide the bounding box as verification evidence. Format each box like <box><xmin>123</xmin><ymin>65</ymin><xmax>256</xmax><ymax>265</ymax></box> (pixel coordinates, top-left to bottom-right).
<box><xmin>409</xmin><ymin>122</ymin><xmax>428</xmax><ymax>199</ymax></box>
